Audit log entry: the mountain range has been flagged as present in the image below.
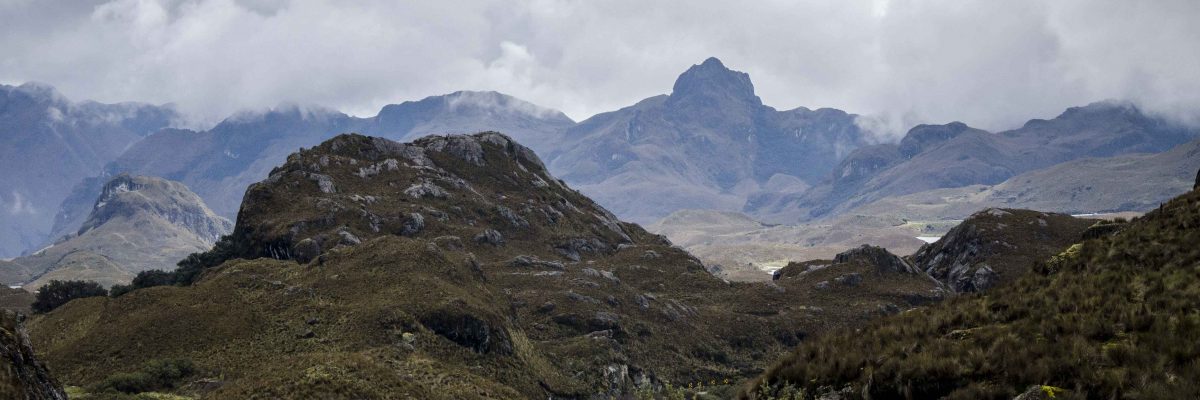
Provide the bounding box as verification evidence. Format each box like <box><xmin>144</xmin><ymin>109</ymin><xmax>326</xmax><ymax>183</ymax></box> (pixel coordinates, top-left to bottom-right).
<box><xmin>3</xmin><ymin>57</ymin><xmax>1199</xmax><ymax>269</ymax></box>
<box><xmin>748</xmin><ymin>102</ymin><xmax>1199</xmax><ymax>222</ymax></box>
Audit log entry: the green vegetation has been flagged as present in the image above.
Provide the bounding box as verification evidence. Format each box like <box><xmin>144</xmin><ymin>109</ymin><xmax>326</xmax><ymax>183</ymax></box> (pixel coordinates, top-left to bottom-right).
<box><xmin>745</xmin><ymin>188</ymin><xmax>1200</xmax><ymax>399</ymax></box>
<box><xmin>31</xmin><ymin>280</ymin><xmax>106</xmax><ymax>313</ymax></box>
<box><xmin>87</xmin><ymin>359</ymin><xmax>196</xmax><ymax>395</ymax></box>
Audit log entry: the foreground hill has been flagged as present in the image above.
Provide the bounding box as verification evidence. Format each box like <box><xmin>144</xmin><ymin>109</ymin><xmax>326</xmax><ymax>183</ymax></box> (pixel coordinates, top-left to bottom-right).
<box><xmin>746</xmin><ymin>183</ymin><xmax>1200</xmax><ymax>399</ymax></box>
<box><xmin>0</xmin><ymin>83</ymin><xmax>177</xmax><ymax>258</ymax></box>
<box><xmin>29</xmin><ymin>132</ymin><xmax>941</xmax><ymax>399</ymax></box>
<box><xmin>750</xmin><ymin>102</ymin><xmax>1199</xmax><ymax>223</ymax></box>
<box><xmin>0</xmin><ymin>175</ymin><xmax>231</xmax><ymax>289</ymax></box>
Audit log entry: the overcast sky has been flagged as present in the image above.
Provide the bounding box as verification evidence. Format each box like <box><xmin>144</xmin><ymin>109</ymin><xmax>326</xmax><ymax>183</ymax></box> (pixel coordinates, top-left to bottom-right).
<box><xmin>2</xmin><ymin>0</ymin><xmax>1198</xmax><ymax>139</ymax></box>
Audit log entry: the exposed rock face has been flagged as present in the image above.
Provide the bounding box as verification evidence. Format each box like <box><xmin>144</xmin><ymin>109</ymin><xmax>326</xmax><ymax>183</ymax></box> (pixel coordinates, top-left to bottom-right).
<box><xmin>0</xmin><ymin>175</ymin><xmax>232</xmax><ymax>289</ymax></box>
<box><xmin>911</xmin><ymin>208</ymin><xmax>1094</xmax><ymax>293</ymax></box>
<box><xmin>1195</xmin><ymin>167</ymin><xmax>1199</xmax><ymax>190</ymax></box>
<box><xmin>0</xmin><ymin>311</ymin><xmax>66</xmax><ymax>400</ymax></box>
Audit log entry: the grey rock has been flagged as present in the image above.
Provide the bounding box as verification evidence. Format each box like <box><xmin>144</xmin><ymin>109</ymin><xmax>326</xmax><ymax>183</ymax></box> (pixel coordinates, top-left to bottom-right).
<box><xmin>834</xmin><ymin>273</ymin><xmax>862</xmax><ymax>287</ymax></box>
<box><xmin>641</xmin><ymin>250</ymin><xmax>661</xmax><ymax>260</ymax></box>
<box><xmin>509</xmin><ymin>255</ymin><xmax>565</xmax><ymax>270</ymax></box>
<box><xmin>496</xmin><ymin>205</ymin><xmax>529</xmax><ymax>228</ymax></box>
<box><xmin>474</xmin><ymin>229</ymin><xmax>504</xmax><ymax>246</ymax></box>
<box><xmin>814</xmin><ymin>280</ymin><xmax>831</xmax><ymax>290</ymax></box>
<box><xmin>400</xmin><ymin>213</ymin><xmax>425</xmax><ymax>236</ymax></box>
<box><xmin>307</xmin><ymin>173</ymin><xmax>336</xmax><ymax>194</ymax></box>
<box><xmin>294</xmin><ymin>238</ymin><xmax>321</xmax><ymax>264</ymax></box>
<box><xmin>338</xmin><ymin>230</ymin><xmax>361</xmax><ymax>246</ymax></box>
<box><xmin>403</xmin><ymin>182</ymin><xmax>448</xmax><ymax>199</ymax></box>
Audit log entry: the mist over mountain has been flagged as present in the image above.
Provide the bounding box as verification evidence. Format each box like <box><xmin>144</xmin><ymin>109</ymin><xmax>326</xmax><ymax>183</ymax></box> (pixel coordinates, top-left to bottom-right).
<box><xmin>0</xmin><ymin>83</ymin><xmax>177</xmax><ymax>258</ymax></box>
<box><xmin>749</xmin><ymin>101</ymin><xmax>1200</xmax><ymax>223</ymax></box>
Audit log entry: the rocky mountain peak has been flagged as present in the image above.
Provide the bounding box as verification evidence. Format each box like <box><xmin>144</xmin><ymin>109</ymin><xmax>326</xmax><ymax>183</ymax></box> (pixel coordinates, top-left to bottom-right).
<box><xmin>218</xmin><ymin>131</ymin><xmax>655</xmax><ymax>268</ymax></box>
<box><xmin>897</xmin><ymin>121</ymin><xmax>976</xmax><ymax>158</ymax></box>
<box><xmin>668</xmin><ymin>57</ymin><xmax>762</xmax><ymax>109</ymax></box>
<box><xmin>77</xmin><ymin>175</ymin><xmax>232</xmax><ymax>243</ymax></box>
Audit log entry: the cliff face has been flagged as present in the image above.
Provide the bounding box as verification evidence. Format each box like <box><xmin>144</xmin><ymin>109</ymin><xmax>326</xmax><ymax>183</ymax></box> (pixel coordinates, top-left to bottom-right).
<box><xmin>0</xmin><ymin>311</ymin><xmax>66</xmax><ymax>400</ymax></box>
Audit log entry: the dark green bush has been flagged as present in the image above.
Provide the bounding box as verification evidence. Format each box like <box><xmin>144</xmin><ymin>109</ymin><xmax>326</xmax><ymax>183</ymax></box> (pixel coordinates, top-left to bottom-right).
<box><xmin>32</xmin><ymin>280</ymin><xmax>107</xmax><ymax>313</ymax></box>
<box><xmin>88</xmin><ymin>358</ymin><xmax>196</xmax><ymax>394</ymax></box>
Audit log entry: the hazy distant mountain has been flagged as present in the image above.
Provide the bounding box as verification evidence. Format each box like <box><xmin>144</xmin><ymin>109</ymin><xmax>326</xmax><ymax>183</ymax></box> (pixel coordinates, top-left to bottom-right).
<box><xmin>101</xmin><ymin>92</ymin><xmax>573</xmax><ymax>220</ymax></box>
<box><xmin>848</xmin><ymin>138</ymin><xmax>1200</xmax><ymax>220</ymax></box>
<box><xmin>550</xmin><ymin>57</ymin><xmax>871</xmax><ymax>223</ymax></box>
<box><xmin>0</xmin><ymin>175</ymin><xmax>231</xmax><ymax>289</ymax></box>
<box><xmin>749</xmin><ymin>101</ymin><xmax>1199</xmax><ymax>222</ymax></box>
<box><xmin>0</xmin><ymin>83</ymin><xmax>177</xmax><ymax>258</ymax></box>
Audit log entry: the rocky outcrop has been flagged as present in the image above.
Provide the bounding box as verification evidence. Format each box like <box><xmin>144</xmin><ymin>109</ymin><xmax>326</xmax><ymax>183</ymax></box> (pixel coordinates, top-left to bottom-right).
<box><xmin>0</xmin><ymin>311</ymin><xmax>66</xmax><ymax>400</ymax></box>
<box><xmin>833</xmin><ymin>245</ymin><xmax>920</xmax><ymax>274</ymax></box>
<box><xmin>911</xmin><ymin>208</ymin><xmax>1094</xmax><ymax>293</ymax></box>
<box><xmin>1194</xmin><ymin>167</ymin><xmax>1199</xmax><ymax>190</ymax></box>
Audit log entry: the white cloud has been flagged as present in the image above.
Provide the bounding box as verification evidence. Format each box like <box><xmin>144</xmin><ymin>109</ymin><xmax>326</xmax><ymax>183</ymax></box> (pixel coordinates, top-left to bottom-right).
<box><xmin>0</xmin><ymin>0</ymin><xmax>1197</xmax><ymax>136</ymax></box>
<box><xmin>4</xmin><ymin>191</ymin><xmax>38</xmax><ymax>216</ymax></box>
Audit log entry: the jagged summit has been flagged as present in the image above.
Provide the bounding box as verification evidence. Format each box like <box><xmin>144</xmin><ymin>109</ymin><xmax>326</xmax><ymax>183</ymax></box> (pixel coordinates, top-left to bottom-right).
<box><xmin>668</xmin><ymin>57</ymin><xmax>762</xmax><ymax>108</ymax></box>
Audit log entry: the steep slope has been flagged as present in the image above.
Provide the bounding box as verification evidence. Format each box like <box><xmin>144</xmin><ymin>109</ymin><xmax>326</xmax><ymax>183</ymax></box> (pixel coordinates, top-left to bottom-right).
<box><xmin>1</xmin><ymin>311</ymin><xmax>66</xmax><ymax>399</ymax></box>
<box><xmin>910</xmin><ymin>208</ymin><xmax>1095</xmax><ymax>293</ymax></box>
<box><xmin>751</xmin><ymin>102</ymin><xmax>1198</xmax><ymax>222</ymax></box>
<box><xmin>102</xmin><ymin>93</ymin><xmax>573</xmax><ymax>222</ymax></box>
<box><xmin>551</xmin><ymin>57</ymin><xmax>871</xmax><ymax>223</ymax></box>
<box><xmin>0</xmin><ymin>83</ymin><xmax>177</xmax><ymax>257</ymax></box>
<box><xmin>849</xmin><ymin>138</ymin><xmax>1200</xmax><ymax>220</ymax></box>
<box><xmin>29</xmin><ymin>133</ymin><xmax>941</xmax><ymax>399</ymax></box>
<box><xmin>0</xmin><ymin>175</ymin><xmax>232</xmax><ymax>288</ymax></box>
<box><xmin>746</xmin><ymin>184</ymin><xmax>1200</xmax><ymax>399</ymax></box>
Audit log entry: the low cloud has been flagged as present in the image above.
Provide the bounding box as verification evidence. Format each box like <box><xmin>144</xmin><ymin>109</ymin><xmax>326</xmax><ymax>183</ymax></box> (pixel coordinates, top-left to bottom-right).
<box><xmin>1</xmin><ymin>0</ymin><xmax>1197</xmax><ymax>137</ymax></box>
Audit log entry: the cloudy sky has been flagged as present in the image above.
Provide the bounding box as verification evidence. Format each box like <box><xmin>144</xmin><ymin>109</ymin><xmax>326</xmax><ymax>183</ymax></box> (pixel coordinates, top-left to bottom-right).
<box><xmin>1</xmin><ymin>0</ymin><xmax>1198</xmax><ymax>139</ymax></box>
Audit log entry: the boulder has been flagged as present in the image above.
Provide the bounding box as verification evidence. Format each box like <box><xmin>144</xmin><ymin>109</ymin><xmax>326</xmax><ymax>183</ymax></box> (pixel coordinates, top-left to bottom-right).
<box><xmin>474</xmin><ymin>229</ymin><xmax>504</xmax><ymax>246</ymax></box>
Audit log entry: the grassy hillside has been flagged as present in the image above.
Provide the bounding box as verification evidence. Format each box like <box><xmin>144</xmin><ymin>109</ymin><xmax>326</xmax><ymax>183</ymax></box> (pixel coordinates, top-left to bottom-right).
<box><xmin>745</xmin><ymin>186</ymin><xmax>1200</xmax><ymax>399</ymax></box>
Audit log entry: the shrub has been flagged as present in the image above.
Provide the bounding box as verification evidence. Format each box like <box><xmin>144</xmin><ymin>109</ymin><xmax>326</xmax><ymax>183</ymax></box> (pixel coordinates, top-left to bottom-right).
<box><xmin>88</xmin><ymin>358</ymin><xmax>196</xmax><ymax>394</ymax></box>
<box><xmin>32</xmin><ymin>280</ymin><xmax>107</xmax><ymax>313</ymax></box>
